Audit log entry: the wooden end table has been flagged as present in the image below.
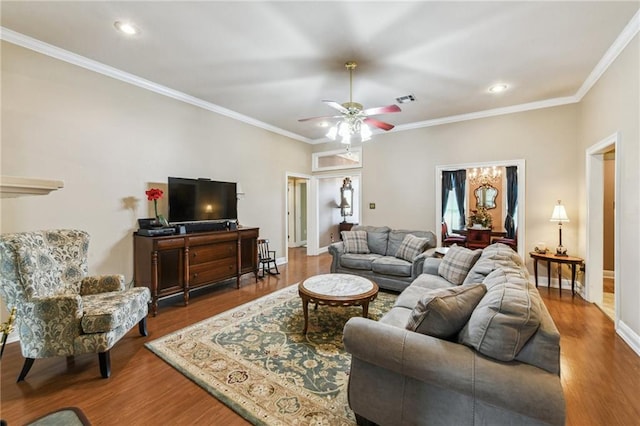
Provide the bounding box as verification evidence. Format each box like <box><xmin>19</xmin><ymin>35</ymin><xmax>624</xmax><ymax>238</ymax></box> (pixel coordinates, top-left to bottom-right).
<box><xmin>529</xmin><ymin>251</ymin><xmax>584</xmax><ymax>296</ymax></box>
<box><xmin>298</xmin><ymin>273</ymin><xmax>379</xmax><ymax>334</ymax></box>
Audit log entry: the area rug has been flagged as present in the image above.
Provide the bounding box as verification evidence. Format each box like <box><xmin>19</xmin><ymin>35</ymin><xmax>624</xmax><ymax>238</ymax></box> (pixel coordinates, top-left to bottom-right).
<box><xmin>145</xmin><ymin>284</ymin><xmax>397</xmax><ymax>425</ymax></box>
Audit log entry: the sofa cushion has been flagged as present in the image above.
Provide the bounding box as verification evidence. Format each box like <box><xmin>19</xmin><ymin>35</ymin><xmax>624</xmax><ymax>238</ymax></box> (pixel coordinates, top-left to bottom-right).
<box><xmin>342</xmin><ymin>230</ymin><xmax>370</xmax><ymax>254</ymax></box>
<box><xmin>410</xmin><ymin>273</ymin><xmax>455</xmax><ymax>292</ymax></box>
<box><xmin>463</xmin><ymin>243</ymin><xmax>524</xmax><ymax>285</ymax></box>
<box><xmin>395</xmin><ymin>234</ymin><xmax>430</xmax><ymax>262</ymax></box>
<box><xmin>458</xmin><ymin>268</ymin><xmax>541</xmax><ymax>361</ymax></box>
<box><xmin>352</xmin><ymin>225</ymin><xmax>390</xmax><ymax>255</ymax></box>
<box><xmin>371</xmin><ymin>257</ymin><xmax>412</xmax><ymax>277</ymax></box>
<box><xmin>340</xmin><ymin>253</ymin><xmax>383</xmax><ymax>270</ymax></box>
<box><xmin>406</xmin><ymin>284</ymin><xmax>487</xmax><ymax>339</ymax></box>
<box><xmin>438</xmin><ymin>245</ymin><xmax>482</xmax><ymax>285</ymax></box>
<box><xmin>386</xmin><ymin>230</ymin><xmax>432</xmax><ymax>257</ymax></box>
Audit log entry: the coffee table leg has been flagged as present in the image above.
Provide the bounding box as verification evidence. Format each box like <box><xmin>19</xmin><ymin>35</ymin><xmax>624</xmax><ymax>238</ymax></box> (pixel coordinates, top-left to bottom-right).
<box><xmin>362</xmin><ymin>301</ymin><xmax>370</xmax><ymax>319</ymax></box>
<box><xmin>302</xmin><ymin>297</ymin><xmax>309</xmax><ymax>334</ymax></box>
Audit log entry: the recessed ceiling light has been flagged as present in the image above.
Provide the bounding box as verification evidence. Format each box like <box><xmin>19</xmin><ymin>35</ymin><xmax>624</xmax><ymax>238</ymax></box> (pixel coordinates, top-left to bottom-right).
<box><xmin>488</xmin><ymin>84</ymin><xmax>508</xmax><ymax>94</ymax></box>
<box><xmin>114</xmin><ymin>21</ymin><xmax>140</xmax><ymax>36</ymax></box>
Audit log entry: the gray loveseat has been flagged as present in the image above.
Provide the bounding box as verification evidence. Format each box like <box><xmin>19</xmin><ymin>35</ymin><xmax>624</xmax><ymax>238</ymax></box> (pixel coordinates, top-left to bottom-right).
<box><xmin>343</xmin><ymin>243</ymin><xmax>565</xmax><ymax>425</ymax></box>
<box><xmin>328</xmin><ymin>225</ymin><xmax>437</xmax><ymax>292</ymax></box>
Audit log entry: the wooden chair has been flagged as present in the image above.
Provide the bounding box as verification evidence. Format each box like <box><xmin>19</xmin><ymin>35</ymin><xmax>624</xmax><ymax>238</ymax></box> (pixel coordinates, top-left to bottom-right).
<box><xmin>466</xmin><ymin>228</ymin><xmax>492</xmax><ymax>250</ymax></box>
<box><xmin>493</xmin><ymin>229</ymin><xmax>518</xmax><ymax>251</ymax></box>
<box><xmin>257</xmin><ymin>238</ymin><xmax>279</xmax><ymax>278</ymax></box>
<box><xmin>442</xmin><ymin>222</ymin><xmax>467</xmax><ymax>247</ymax></box>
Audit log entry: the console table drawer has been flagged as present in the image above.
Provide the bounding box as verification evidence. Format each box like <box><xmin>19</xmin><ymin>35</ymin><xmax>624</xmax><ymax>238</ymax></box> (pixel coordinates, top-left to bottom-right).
<box><xmin>190</xmin><ymin>259</ymin><xmax>237</xmax><ymax>285</ymax></box>
<box><xmin>190</xmin><ymin>242</ymin><xmax>236</xmax><ymax>264</ymax></box>
<box><xmin>155</xmin><ymin>238</ymin><xmax>185</xmax><ymax>250</ymax></box>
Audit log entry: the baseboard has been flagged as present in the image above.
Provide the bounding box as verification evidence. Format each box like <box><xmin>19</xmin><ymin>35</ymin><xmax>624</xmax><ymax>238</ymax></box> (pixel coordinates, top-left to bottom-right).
<box><xmin>529</xmin><ymin>276</ymin><xmax>583</xmax><ymax>292</ymax></box>
<box><xmin>617</xmin><ymin>321</ymin><xmax>640</xmax><ymax>357</ymax></box>
<box><xmin>603</xmin><ymin>270</ymin><xmax>615</xmax><ymax>279</ymax></box>
<box><xmin>5</xmin><ymin>330</ymin><xmax>19</xmax><ymax>344</ymax></box>
<box><xmin>276</xmin><ymin>257</ymin><xmax>287</xmax><ymax>266</ymax></box>
<box><xmin>318</xmin><ymin>246</ymin><xmax>329</xmax><ymax>254</ymax></box>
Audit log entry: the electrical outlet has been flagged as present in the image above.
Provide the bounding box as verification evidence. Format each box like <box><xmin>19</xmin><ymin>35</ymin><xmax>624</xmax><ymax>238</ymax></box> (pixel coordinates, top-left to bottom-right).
<box><xmin>369</xmin><ymin>203</ymin><xmax>376</xmax><ymax>209</ymax></box>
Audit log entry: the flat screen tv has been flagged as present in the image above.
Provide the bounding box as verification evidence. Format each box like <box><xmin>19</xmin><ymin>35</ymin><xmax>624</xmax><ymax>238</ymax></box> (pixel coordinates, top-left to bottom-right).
<box><xmin>168</xmin><ymin>177</ymin><xmax>237</xmax><ymax>223</ymax></box>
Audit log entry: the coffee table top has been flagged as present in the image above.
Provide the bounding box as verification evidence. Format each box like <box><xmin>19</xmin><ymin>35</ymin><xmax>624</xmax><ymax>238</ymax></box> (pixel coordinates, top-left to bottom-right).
<box><xmin>300</xmin><ymin>273</ymin><xmax>377</xmax><ymax>298</ymax></box>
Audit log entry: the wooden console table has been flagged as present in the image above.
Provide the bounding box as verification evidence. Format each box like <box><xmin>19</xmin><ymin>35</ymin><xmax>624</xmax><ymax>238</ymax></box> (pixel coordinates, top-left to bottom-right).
<box><xmin>134</xmin><ymin>227</ymin><xmax>259</xmax><ymax>315</ymax></box>
<box><xmin>529</xmin><ymin>251</ymin><xmax>584</xmax><ymax>296</ymax></box>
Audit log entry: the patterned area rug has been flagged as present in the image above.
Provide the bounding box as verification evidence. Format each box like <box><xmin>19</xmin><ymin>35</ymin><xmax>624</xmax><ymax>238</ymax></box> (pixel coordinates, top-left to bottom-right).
<box><xmin>145</xmin><ymin>284</ymin><xmax>397</xmax><ymax>425</ymax></box>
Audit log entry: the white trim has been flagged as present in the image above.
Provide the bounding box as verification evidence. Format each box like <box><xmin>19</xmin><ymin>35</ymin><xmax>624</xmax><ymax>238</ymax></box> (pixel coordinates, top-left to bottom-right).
<box><xmin>617</xmin><ymin>321</ymin><xmax>640</xmax><ymax>357</ymax></box>
<box><xmin>311</xmin><ymin>147</ymin><xmax>363</xmax><ymax>172</ymax></box>
<box><xmin>434</xmin><ymin>159</ymin><xmax>526</xmax><ymax>258</ymax></box>
<box><xmin>585</xmin><ymin>133</ymin><xmax>620</xmax><ymax>329</ymax></box>
<box><xmin>603</xmin><ymin>270</ymin><xmax>615</xmax><ymax>279</ymax></box>
<box><xmin>0</xmin><ymin>175</ymin><xmax>64</xmax><ymax>197</ymax></box>
<box><xmin>0</xmin><ymin>27</ymin><xmax>311</xmax><ymax>144</ymax></box>
<box><xmin>3</xmin><ymin>8</ymin><xmax>639</xmax><ymax>145</ymax></box>
<box><xmin>575</xmin><ymin>9</ymin><xmax>640</xmax><ymax>100</ymax></box>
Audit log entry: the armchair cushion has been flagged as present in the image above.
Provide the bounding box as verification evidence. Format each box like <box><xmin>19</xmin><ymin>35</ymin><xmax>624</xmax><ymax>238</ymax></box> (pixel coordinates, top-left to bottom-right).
<box><xmin>342</xmin><ymin>231</ymin><xmax>370</xmax><ymax>254</ymax></box>
<box><xmin>438</xmin><ymin>245</ymin><xmax>482</xmax><ymax>285</ymax></box>
<box><xmin>81</xmin><ymin>287</ymin><xmax>150</xmax><ymax>334</ymax></box>
<box><xmin>406</xmin><ymin>284</ymin><xmax>487</xmax><ymax>339</ymax></box>
<box><xmin>81</xmin><ymin>275</ymin><xmax>126</xmax><ymax>295</ymax></box>
<box><xmin>395</xmin><ymin>234</ymin><xmax>430</xmax><ymax>262</ymax></box>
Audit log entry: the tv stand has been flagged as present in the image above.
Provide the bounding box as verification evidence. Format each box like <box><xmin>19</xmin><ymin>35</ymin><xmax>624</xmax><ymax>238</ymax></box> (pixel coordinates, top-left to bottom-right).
<box><xmin>133</xmin><ymin>227</ymin><xmax>259</xmax><ymax>316</ymax></box>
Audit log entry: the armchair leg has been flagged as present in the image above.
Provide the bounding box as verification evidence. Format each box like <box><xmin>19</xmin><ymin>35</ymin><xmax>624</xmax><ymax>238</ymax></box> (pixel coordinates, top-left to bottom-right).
<box><xmin>138</xmin><ymin>317</ymin><xmax>148</xmax><ymax>337</ymax></box>
<box><xmin>17</xmin><ymin>357</ymin><xmax>35</xmax><ymax>382</ymax></box>
<box><xmin>99</xmin><ymin>351</ymin><xmax>111</xmax><ymax>378</ymax></box>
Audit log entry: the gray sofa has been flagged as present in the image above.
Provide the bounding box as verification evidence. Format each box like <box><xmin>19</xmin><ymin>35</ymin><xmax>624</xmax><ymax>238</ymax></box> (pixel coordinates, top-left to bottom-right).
<box><xmin>328</xmin><ymin>225</ymin><xmax>437</xmax><ymax>292</ymax></box>
<box><xmin>343</xmin><ymin>243</ymin><xmax>565</xmax><ymax>426</ymax></box>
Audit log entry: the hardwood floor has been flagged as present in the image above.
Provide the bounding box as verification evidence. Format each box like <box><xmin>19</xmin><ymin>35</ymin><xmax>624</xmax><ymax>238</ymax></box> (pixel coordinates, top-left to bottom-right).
<box><xmin>2</xmin><ymin>249</ymin><xmax>639</xmax><ymax>425</ymax></box>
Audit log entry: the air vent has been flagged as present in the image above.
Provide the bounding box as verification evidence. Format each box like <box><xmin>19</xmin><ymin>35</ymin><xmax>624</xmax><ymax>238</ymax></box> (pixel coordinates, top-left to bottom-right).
<box><xmin>395</xmin><ymin>94</ymin><xmax>416</xmax><ymax>104</ymax></box>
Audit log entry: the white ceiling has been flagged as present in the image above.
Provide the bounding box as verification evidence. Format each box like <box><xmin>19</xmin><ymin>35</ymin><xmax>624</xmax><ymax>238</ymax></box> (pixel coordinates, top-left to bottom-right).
<box><xmin>2</xmin><ymin>1</ymin><xmax>639</xmax><ymax>143</ymax></box>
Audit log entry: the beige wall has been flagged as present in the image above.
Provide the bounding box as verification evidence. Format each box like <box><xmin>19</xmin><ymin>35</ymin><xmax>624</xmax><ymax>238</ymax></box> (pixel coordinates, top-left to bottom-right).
<box><xmin>316</xmin><ymin>104</ymin><xmax>581</xmax><ymax>258</ymax></box>
<box><xmin>578</xmin><ymin>34</ymin><xmax>639</xmax><ymax>336</ymax></box>
<box><xmin>317</xmin><ymin>177</ymin><xmax>343</xmax><ymax>247</ymax></box>
<box><xmin>1</xmin><ymin>42</ymin><xmax>311</xmax><ymax>292</ymax></box>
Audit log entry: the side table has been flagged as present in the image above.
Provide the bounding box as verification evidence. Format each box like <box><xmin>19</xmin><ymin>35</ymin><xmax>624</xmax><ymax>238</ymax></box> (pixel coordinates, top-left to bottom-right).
<box><xmin>529</xmin><ymin>251</ymin><xmax>584</xmax><ymax>296</ymax></box>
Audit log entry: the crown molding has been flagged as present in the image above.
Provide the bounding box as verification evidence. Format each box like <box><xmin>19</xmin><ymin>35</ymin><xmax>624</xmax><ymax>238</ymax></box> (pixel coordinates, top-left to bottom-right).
<box><xmin>0</xmin><ymin>27</ymin><xmax>312</xmax><ymax>144</ymax></box>
<box><xmin>2</xmin><ymin>7</ymin><xmax>638</xmax><ymax>146</ymax></box>
<box><xmin>574</xmin><ymin>8</ymin><xmax>640</xmax><ymax>101</ymax></box>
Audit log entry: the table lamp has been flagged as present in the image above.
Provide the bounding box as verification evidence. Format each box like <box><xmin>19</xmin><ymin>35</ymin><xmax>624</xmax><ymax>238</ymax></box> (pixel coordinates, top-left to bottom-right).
<box><xmin>550</xmin><ymin>200</ymin><xmax>569</xmax><ymax>256</ymax></box>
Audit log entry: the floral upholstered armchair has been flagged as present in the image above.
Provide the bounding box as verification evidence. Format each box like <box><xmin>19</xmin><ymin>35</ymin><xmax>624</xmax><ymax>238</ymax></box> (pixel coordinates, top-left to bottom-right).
<box><xmin>0</xmin><ymin>229</ymin><xmax>151</xmax><ymax>381</ymax></box>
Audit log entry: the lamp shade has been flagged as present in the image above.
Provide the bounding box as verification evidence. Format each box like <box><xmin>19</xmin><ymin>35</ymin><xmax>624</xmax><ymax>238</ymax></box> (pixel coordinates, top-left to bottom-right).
<box><xmin>550</xmin><ymin>200</ymin><xmax>569</xmax><ymax>222</ymax></box>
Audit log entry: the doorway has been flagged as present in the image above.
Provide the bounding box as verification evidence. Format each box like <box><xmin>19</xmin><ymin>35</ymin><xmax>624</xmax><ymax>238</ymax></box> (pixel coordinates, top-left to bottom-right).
<box><xmin>287</xmin><ymin>176</ymin><xmax>309</xmax><ymax>249</ymax></box>
<box><xmin>586</xmin><ymin>133</ymin><xmax>619</xmax><ymax>325</ymax></box>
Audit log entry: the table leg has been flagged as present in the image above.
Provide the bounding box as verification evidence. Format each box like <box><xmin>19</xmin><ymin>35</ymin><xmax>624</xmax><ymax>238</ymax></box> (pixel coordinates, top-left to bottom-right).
<box><xmin>571</xmin><ymin>264</ymin><xmax>577</xmax><ymax>296</ymax></box>
<box><xmin>547</xmin><ymin>260</ymin><xmax>551</xmax><ymax>290</ymax></box>
<box><xmin>302</xmin><ymin>297</ymin><xmax>309</xmax><ymax>334</ymax></box>
<box><xmin>533</xmin><ymin>259</ymin><xmax>539</xmax><ymax>287</ymax></box>
<box><xmin>558</xmin><ymin>263</ymin><xmax>562</xmax><ymax>296</ymax></box>
<box><xmin>362</xmin><ymin>301</ymin><xmax>370</xmax><ymax>319</ymax></box>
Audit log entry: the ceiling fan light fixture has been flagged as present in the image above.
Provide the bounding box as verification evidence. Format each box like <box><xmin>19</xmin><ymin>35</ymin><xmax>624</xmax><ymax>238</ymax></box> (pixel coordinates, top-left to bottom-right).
<box><xmin>341</xmin><ymin>134</ymin><xmax>351</xmax><ymax>145</ymax></box>
<box><xmin>361</xmin><ymin>124</ymin><xmax>372</xmax><ymax>141</ymax></box>
<box><xmin>326</xmin><ymin>126</ymin><xmax>338</xmax><ymax>140</ymax></box>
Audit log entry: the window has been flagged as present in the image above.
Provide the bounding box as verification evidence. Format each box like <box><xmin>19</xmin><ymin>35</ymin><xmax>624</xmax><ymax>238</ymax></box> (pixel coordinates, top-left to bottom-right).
<box><xmin>444</xmin><ymin>189</ymin><xmax>463</xmax><ymax>231</ymax></box>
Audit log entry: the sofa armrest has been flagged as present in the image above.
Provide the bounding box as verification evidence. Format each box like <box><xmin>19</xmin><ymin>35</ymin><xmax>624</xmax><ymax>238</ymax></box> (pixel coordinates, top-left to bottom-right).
<box><xmin>422</xmin><ymin>257</ymin><xmax>442</xmax><ymax>276</ymax></box>
<box><xmin>411</xmin><ymin>250</ymin><xmax>433</xmax><ymax>277</ymax></box>
<box><xmin>80</xmin><ymin>274</ymin><xmax>125</xmax><ymax>295</ymax></box>
<box><xmin>343</xmin><ymin>317</ymin><xmax>565</xmax><ymax>424</ymax></box>
<box><xmin>328</xmin><ymin>242</ymin><xmax>344</xmax><ymax>273</ymax></box>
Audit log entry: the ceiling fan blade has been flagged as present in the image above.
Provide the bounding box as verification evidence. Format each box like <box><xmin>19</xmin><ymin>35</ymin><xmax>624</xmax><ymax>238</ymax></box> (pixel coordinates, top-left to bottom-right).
<box><xmin>298</xmin><ymin>115</ymin><xmax>342</xmax><ymax>122</ymax></box>
<box><xmin>364</xmin><ymin>117</ymin><xmax>395</xmax><ymax>131</ymax></box>
<box><xmin>322</xmin><ymin>100</ymin><xmax>350</xmax><ymax>114</ymax></box>
<box><xmin>362</xmin><ymin>104</ymin><xmax>401</xmax><ymax>116</ymax></box>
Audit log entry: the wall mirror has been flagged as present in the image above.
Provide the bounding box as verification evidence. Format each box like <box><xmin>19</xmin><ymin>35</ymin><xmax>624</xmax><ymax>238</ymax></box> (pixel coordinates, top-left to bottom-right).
<box><xmin>312</xmin><ymin>147</ymin><xmax>363</xmax><ymax>172</ymax></box>
<box><xmin>340</xmin><ymin>177</ymin><xmax>353</xmax><ymax>221</ymax></box>
<box><xmin>475</xmin><ymin>185</ymin><xmax>498</xmax><ymax>209</ymax></box>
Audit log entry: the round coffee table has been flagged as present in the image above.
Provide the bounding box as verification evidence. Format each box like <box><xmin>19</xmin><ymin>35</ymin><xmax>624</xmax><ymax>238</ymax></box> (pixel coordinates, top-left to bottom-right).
<box><xmin>298</xmin><ymin>273</ymin><xmax>379</xmax><ymax>334</ymax></box>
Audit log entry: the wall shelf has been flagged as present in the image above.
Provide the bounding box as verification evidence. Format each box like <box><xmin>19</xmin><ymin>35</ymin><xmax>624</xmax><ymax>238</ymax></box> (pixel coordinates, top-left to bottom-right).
<box><xmin>0</xmin><ymin>175</ymin><xmax>64</xmax><ymax>198</ymax></box>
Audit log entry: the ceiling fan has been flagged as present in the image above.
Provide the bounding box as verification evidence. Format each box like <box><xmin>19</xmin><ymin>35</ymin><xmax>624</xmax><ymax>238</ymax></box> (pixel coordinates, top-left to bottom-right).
<box><xmin>299</xmin><ymin>61</ymin><xmax>401</xmax><ymax>143</ymax></box>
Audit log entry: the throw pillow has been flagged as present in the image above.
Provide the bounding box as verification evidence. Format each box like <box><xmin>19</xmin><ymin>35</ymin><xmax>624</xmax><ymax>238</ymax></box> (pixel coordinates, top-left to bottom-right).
<box><xmin>406</xmin><ymin>284</ymin><xmax>487</xmax><ymax>339</ymax></box>
<box><xmin>438</xmin><ymin>245</ymin><xmax>482</xmax><ymax>285</ymax></box>
<box><xmin>341</xmin><ymin>230</ymin><xmax>370</xmax><ymax>254</ymax></box>
<box><xmin>395</xmin><ymin>234</ymin><xmax>430</xmax><ymax>262</ymax></box>
<box><xmin>458</xmin><ymin>269</ymin><xmax>541</xmax><ymax>361</ymax></box>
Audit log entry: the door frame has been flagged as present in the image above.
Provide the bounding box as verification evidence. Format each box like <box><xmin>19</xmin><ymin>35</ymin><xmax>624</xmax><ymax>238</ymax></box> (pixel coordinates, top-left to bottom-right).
<box><xmin>585</xmin><ymin>132</ymin><xmax>620</xmax><ymax>325</ymax></box>
<box><xmin>285</xmin><ymin>172</ymin><xmax>311</xmax><ymax>261</ymax></box>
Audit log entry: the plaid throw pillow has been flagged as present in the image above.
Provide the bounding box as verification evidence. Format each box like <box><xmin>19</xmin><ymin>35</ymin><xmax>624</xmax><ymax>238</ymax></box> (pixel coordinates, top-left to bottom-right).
<box><xmin>341</xmin><ymin>231</ymin><xmax>370</xmax><ymax>254</ymax></box>
<box><xmin>395</xmin><ymin>234</ymin><xmax>429</xmax><ymax>262</ymax></box>
<box><xmin>438</xmin><ymin>245</ymin><xmax>482</xmax><ymax>285</ymax></box>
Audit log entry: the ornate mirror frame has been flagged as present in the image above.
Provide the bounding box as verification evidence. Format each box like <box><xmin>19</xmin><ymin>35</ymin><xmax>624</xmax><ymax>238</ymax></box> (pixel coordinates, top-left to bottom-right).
<box><xmin>474</xmin><ymin>184</ymin><xmax>498</xmax><ymax>209</ymax></box>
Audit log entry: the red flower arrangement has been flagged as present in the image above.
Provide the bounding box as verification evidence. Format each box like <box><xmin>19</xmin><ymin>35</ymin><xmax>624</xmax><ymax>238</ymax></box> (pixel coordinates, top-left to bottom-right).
<box><xmin>145</xmin><ymin>188</ymin><xmax>164</xmax><ymax>223</ymax></box>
